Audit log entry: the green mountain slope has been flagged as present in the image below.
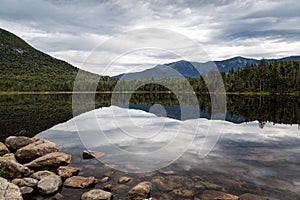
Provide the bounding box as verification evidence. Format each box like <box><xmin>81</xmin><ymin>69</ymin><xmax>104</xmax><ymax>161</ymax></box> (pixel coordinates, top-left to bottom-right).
<box><xmin>0</xmin><ymin>28</ymin><xmax>89</xmax><ymax>91</ymax></box>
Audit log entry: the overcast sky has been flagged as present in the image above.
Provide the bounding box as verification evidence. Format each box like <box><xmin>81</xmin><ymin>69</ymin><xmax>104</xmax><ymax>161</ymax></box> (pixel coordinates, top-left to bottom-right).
<box><xmin>1</xmin><ymin>0</ymin><xmax>300</xmax><ymax>75</ymax></box>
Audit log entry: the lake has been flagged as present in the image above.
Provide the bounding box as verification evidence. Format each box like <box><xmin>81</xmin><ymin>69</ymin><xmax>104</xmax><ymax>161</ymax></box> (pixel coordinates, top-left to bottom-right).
<box><xmin>0</xmin><ymin>93</ymin><xmax>299</xmax><ymax>199</ymax></box>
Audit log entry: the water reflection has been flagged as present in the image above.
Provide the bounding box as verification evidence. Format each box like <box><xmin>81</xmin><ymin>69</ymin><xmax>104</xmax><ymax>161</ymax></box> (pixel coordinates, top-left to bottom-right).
<box><xmin>0</xmin><ymin>93</ymin><xmax>299</xmax><ymax>141</ymax></box>
<box><xmin>35</xmin><ymin>106</ymin><xmax>300</xmax><ymax>199</ymax></box>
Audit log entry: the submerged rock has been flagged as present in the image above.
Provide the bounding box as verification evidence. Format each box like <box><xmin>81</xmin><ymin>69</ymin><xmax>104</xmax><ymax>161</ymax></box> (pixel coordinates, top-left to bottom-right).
<box><xmin>24</xmin><ymin>152</ymin><xmax>72</xmax><ymax>169</ymax></box>
<box><xmin>199</xmin><ymin>190</ymin><xmax>239</xmax><ymax>200</ymax></box>
<box><xmin>81</xmin><ymin>189</ymin><xmax>112</xmax><ymax>200</ymax></box>
<box><xmin>15</xmin><ymin>139</ymin><xmax>59</xmax><ymax>163</ymax></box>
<box><xmin>37</xmin><ymin>175</ymin><xmax>62</xmax><ymax>195</ymax></box>
<box><xmin>57</xmin><ymin>166</ymin><xmax>80</xmax><ymax>178</ymax></box>
<box><xmin>0</xmin><ymin>177</ymin><xmax>23</xmax><ymax>200</ymax></box>
<box><xmin>5</xmin><ymin>136</ymin><xmax>33</xmax><ymax>151</ymax></box>
<box><xmin>172</xmin><ymin>189</ymin><xmax>194</xmax><ymax>197</ymax></box>
<box><xmin>118</xmin><ymin>176</ymin><xmax>132</xmax><ymax>184</ymax></box>
<box><xmin>128</xmin><ymin>181</ymin><xmax>152</xmax><ymax>200</ymax></box>
<box><xmin>82</xmin><ymin>150</ymin><xmax>104</xmax><ymax>159</ymax></box>
<box><xmin>63</xmin><ymin>176</ymin><xmax>98</xmax><ymax>188</ymax></box>
<box><xmin>0</xmin><ymin>142</ymin><xmax>10</xmax><ymax>156</ymax></box>
<box><xmin>239</xmin><ymin>193</ymin><xmax>279</xmax><ymax>200</ymax></box>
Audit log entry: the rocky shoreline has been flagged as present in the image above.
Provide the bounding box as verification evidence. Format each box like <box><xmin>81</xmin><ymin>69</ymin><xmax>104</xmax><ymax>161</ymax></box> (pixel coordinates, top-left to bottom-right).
<box><xmin>0</xmin><ymin>136</ymin><xmax>279</xmax><ymax>200</ymax></box>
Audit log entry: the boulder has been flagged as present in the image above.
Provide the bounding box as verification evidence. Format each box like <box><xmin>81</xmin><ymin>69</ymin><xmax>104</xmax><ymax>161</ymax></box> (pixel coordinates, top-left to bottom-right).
<box><xmin>0</xmin><ymin>142</ymin><xmax>10</xmax><ymax>156</ymax></box>
<box><xmin>15</xmin><ymin>139</ymin><xmax>59</xmax><ymax>163</ymax></box>
<box><xmin>5</xmin><ymin>136</ymin><xmax>33</xmax><ymax>151</ymax></box>
<box><xmin>0</xmin><ymin>155</ymin><xmax>32</xmax><ymax>178</ymax></box>
<box><xmin>12</xmin><ymin>177</ymin><xmax>38</xmax><ymax>187</ymax></box>
<box><xmin>83</xmin><ymin>150</ymin><xmax>104</xmax><ymax>159</ymax></box>
<box><xmin>239</xmin><ymin>193</ymin><xmax>279</xmax><ymax>200</ymax></box>
<box><xmin>20</xmin><ymin>186</ymin><xmax>34</xmax><ymax>195</ymax></box>
<box><xmin>31</xmin><ymin>170</ymin><xmax>56</xmax><ymax>180</ymax></box>
<box><xmin>128</xmin><ymin>181</ymin><xmax>152</xmax><ymax>200</ymax></box>
<box><xmin>64</xmin><ymin>176</ymin><xmax>98</xmax><ymax>188</ymax></box>
<box><xmin>24</xmin><ymin>152</ymin><xmax>72</xmax><ymax>170</ymax></box>
<box><xmin>81</xmin><ymin>189</ymin><xmax>112</xmax><ymax>200</ymax></box>
<box><xmin>37</xmin><ymin>175</ymin><xmax>62</xmax><ymax>195</ymax></box>
<box><xmin>57</xmin><ymin>166</ymin><xmax>80</xmax><ymax>178</ymax></box>
<box><xmin>199</xmin><ymin>190</ymin><xmax>239</xmax><ymax>200</ymax></box>
<box><xmin>0</xmin><ymin>177</ymin><xmax>23</xmax><ymax>200</ymax></box>
<box><xmin>118</xmin><ymin>176</ymin><xmax>132</xmax><ymax>184</ymax></box>
<box><xmin>1</xmin><ymin>153</ymin><xmax>16</xmax><ymax>161</ymax></box>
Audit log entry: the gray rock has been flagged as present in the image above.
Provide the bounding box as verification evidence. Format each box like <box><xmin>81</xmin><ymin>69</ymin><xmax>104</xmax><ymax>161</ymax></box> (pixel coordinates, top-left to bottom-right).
<box><xmin>12</xmin><ymin>177</ymin><xmax>38</xmax><ymax>187</ymax></box>
<box><xmin>24</xmin><ymin>152</ymin><xmax>72</xmax><ymax>170</ymax></box>
<box><xmin>31</xmin><ymin>170</ymin><xmax>56</xmax><ymax>180</ymax></box>
<box><xmin>0</xmin><ymin>142</ymin><xmax>10</xmax><ymax>156</ymax></box>
<box><xmin>63</xmin><ymin>176</ymin><xmax>98</xmax><ymax>188</ymax></box>
<box><xmin>20</xmin><ymin>186</ymin><xmax>34</xmax><ymax>195</ymax></box>
<box><xmin>1</xmin><ymin>153</ymin><xmax>16</xmax><ymax>161</ymax></box>
<box><xmin>83</xmin><ymin>150</ymin><xmax>104</xmax><ymax>159</ymax></box>
<box><xmin>0</xmin><ymin>177</ymin><xmax>23</xmax><ymax>200</ymax></box>
<box><xmin>81</xmin><ymin>189</ymin><xmax>112</xmax><ymax>200</ymax></box>
<box><xmin>118</xmin><ymin>176</ymin><xmax>132</xmax><ymax>184</ymax></box>
<box><xmin>37</xmin><ymin>175</ymin><xmax>62</xmax><ymax>195</ymax></box>
<box><xmin>128</xmin><ymin>181</ymin><xmax>152</xmax><ymax>200</ymax></box>
<box><xmin>15</xmin><ymin>139</ymin><xmax>59</xmax><ymax>163</ymax></box>
<box><xmin>57</xmin><ymin>166</ymin><xmax>80</xmax><ymax>178</ymax></box>
<box><xmin>5</xmin><ymin>136</ymin><xmax>33</xmax><ymax>151</ymax></box>
<box><xmin>199</xmin><ymin>190</ymin><xmax>239</xmax><ymax>200</ymax></box>
<box><xmin>0</xmin><ymin>155</ymin><xmax>32</xmax><ymax>178</ymax></box>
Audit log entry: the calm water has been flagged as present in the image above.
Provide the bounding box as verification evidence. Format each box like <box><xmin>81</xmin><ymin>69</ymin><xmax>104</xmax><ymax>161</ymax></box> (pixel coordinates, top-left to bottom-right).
<box><xmin>0</xmin><ymin>93</ymin><xmax>299</xmax><ymax>199</ymax></box>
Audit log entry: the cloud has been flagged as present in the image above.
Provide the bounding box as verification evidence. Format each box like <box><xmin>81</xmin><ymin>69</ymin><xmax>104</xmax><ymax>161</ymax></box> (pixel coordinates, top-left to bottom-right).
<box><xmin>0</xmin><ymin>0</ymin><xmax>300</xmax><ymax>75</ymax></box>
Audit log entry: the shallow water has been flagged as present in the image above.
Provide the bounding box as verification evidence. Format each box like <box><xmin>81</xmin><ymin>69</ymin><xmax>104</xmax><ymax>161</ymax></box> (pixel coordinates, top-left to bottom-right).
<box><xmin>36</xmin><ymin>106</ymin><xmax>300</xmax><ymax>199</ymax></box>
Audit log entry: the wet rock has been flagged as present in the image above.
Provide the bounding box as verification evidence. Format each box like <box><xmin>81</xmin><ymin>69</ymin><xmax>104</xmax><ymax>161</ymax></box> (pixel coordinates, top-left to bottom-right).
<box><xmin>239</xmin><ymin>193</ymin><xmax>279</xmax><ymax>200</ymax></box>
<box><xmin>0</xmin><ymin>177</ymin><xmax>23</xmax><ymax>200</ymax></box>
<box><xmin>31</xmin><ymin>170</ymin><xmax>56</xmax><ymax>180</ymax></box>
<box><xmin>12</xmin><ymin>177</ymin><xmax>38</xmax><ymax>187</ymax></box>
<box><xmin>0</xmin><ymin>142</ymin><xmax>10</xmax><ymax>156</ymax></box>
<box><xmin>57</xmin><ymin>166</ymin><xmax>80</xmax><ymax>178</ymax></box>
<box><xmin>172</xmin><ymin>189</ymin><xmax>194</xmax><ymax>197</ymax></box>
<box><xmin>159</xmin><ymin>169</ymin><xmax>175</xmax><ymax>175</ymax></box>
<box><xmin>20</xmin><ymin>186</ymin><xmax>34</xmax><ymax>195</ymax></box>
<box><xmin>5</xmin><ymin>136</ymin><xmax>33</xmax><ymax>151</ymax></box>
<box><xmin>15</xmin><ymin>139</ymin><xmax>59</xmax><ymax>163</ymax></box>
<box><xmin>151</xmin><ymin>176</ymin><xmax>183</xmax><ymax>191</ymax></box>
<box><xmin>104</xmin><ymin>184</ymin><xmax>113</xmax><ymax>192</ymax></box>
<box><xmin>24</xmin><ymin>152</ymin><xmax>72</xmax><ymax>170</ymax></box>
<box><xmin>118</xmin><ymin>176</ymin><xmax>132</xmax><ymax>184</ymax></box>
<box><xmin>37</xmin><ymin>175</ymin><xmax>62</xmax><ymax>195</ymax></box>
<box><xmin>63</xmin><ymin>176</ymin><xmax>98</xmax><ymax>188</ymax></box>
<box><xmin>199</xmin><ymin>190</ymin><xmax>239</xmax><ymax>200</ymax></box>
<box><xmin>0</xmin><ymin>155</ymin><xmax>32</xmax><ymax>178</ymax></box>
<box><xmin>81</xmin><ymin>189</ymin><xmax>112</xmax><ymax>200</ymax></box>
<box><xmin>128</xmin><ymin>181</ymin><xmax>152</xmax><ymax>200</ymax></box>
<box><xmin>101</xmin><ymin>176</ymin><xmax>109</xmax><ymax>183</ymax></box>
<box><xmin>200</xmin><ymin>181</ymin><xmax>225</xmax><ymax>191</ymax></box>
<box><xmin>83</xmin><ymin>150</ymin><xmax>104</xmax><ymax>159</ymax></box>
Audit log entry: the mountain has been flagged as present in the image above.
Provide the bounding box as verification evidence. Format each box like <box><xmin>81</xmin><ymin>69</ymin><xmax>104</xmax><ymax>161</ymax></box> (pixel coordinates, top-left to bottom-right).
<box><xmin>0</xmin><ymin>28</ymin><xmax>109</xmax><ymax>91</ymax></box>
<box><xmin>114</xmin><ymin>56</ymin><xmax>300</xmax><ymax>80</ymax></box>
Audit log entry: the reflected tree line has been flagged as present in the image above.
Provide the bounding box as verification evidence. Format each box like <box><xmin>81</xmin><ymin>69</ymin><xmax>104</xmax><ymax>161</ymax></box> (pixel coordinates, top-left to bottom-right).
<box><xmin>0</xmin><ymin>93</ymin><xmax>299</xmax><ymax>141</ymax></box>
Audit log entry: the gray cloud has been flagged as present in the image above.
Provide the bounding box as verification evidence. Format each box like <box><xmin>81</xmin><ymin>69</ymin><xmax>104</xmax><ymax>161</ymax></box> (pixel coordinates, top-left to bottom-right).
<box><xmin>0</xmin><ymin>0</ymin><xmax>300</xmax><ymax>75</ymax></box>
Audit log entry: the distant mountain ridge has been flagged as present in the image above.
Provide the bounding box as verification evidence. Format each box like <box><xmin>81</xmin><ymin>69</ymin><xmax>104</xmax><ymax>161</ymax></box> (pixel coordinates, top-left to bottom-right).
<box><xmin>114</xmin><ymin>55</ymin><xmax>300</xmax><ymax>79</ymax></box>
